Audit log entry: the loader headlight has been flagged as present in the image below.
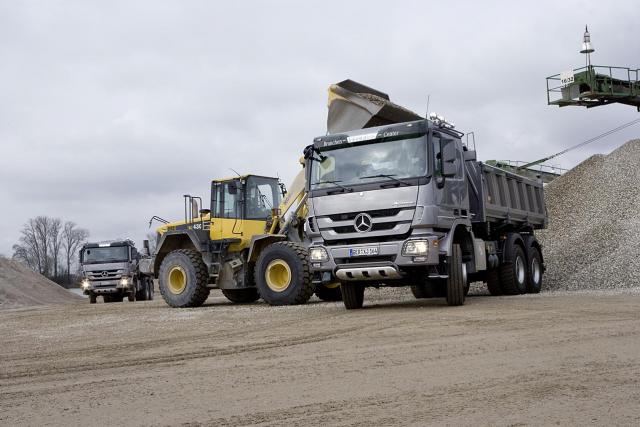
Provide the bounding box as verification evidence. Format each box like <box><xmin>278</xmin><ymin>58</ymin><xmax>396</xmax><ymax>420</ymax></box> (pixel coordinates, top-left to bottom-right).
<box><xmin>309</xmin><ymin>247</ymin><xmax>329</xmax><ymax>262</ymax></box>
<box><xmin>402</xmin><ymin>239</ymin><xmax>429</xmax><ymax>256</ymax></box>
<box><xmin>81</xmin><ymin>280</ymin><xmax>90</xmax><ymax>290</ymax></box>
<box><xmin>120</xmin><ymin>277</ymin><xmax>130</xmax><ymax>287</ymax></box>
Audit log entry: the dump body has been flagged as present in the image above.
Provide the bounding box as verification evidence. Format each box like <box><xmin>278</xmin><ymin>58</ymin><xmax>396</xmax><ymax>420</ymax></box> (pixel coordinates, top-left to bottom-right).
<box><xmin>466</xmin><ymin>161</ymin><xmax>547</xmax><ymax>229</ymax></box>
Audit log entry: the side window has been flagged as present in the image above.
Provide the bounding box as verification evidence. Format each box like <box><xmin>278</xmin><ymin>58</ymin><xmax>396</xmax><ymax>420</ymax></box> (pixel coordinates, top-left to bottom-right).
<box><xmin>222</xmin><ymin>183</ymin><xmax>238</xmax><ymax>218</ymax></box>
<box><xmin>246</xmin><ymin>182</ymin><xmax>275</xmax><ymax>220</ymax></box>
<box><xmin>432</xmin><ymin>135</ymin><xmax>442</xmax><ymax>176</ymax></box>
<box><xmin>455</xmin><ymin>148</ymin><xmax>464</xmax><ymax>179</ymax></box>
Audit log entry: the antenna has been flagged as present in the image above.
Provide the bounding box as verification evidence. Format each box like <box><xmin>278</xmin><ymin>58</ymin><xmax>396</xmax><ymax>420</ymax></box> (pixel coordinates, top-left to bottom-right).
<box><xmin>425</xmin><ymin>94</ymin><xmax>431</xmax><ymax>118</ymax></box>
<box><xmin>229</xmin><ymin>168</ymin><xmax>241</xmax><ymax>177</ymax></box>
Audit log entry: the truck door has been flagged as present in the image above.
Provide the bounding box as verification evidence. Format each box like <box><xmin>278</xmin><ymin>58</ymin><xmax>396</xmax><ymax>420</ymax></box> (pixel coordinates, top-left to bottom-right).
<box><xmin>210</xmin><ymin>181</ymin><xmax>242</xmax><ymax>241</ymax></box>
<box><xmin>432</xmin><ymin>132</ymin><xmax>467</xmax><ymax>228</ymax></box>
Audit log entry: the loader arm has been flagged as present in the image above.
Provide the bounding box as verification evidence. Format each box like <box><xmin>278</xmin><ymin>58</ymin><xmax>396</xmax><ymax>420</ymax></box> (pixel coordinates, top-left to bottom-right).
<box><xmin>269</xmin><ymin>168</ymin><xmax>307</xmax><ymax>240</ymax></box>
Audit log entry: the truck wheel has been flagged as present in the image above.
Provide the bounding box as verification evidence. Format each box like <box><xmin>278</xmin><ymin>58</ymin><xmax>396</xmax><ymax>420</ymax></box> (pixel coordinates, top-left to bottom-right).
<box><xmin>221</xmin><ymin>288</ymin><xmax>260</xmax><ymax>303</ymax></box>
<box><xmin>89</xmin><ymin>293</ymin><xmax>97</xmax><ymax>304</ymax></box>
<box><xmin>159</xmin><ymin>249</ymin><xmax>210</xmax><ymax>308</ymax></box>
<box><xmin>486</xmin><ymin>269</ymin><xmax>502</xmax><ymax>296</ymax></box>
<box><xmin>315</xmin><ymin>283</ymin><xmax>343</xmax><ymax>301</ymax></box>
<box><xmin>500</xmin><ymin>244</ymin><xmax>527</xmax><ymax>295</ymax></box>
<box><xmin>341</xmin><ymin>282</ymin><xmax>364</xmax><ymax>309</ymax></box>
<box><xmin>446</xmin><ymin>244</ymin><xmax>466</xmax><ymax>306</ymax></box>
<box><xmin>148</xmin><ymin>279</ymin><xmax>155</xmax><ymax>300</ymax></box>
<box><xmin>526</xmin><ymin>246</ymin><xmax>543</xmax><ymax>293</ymax></box>
<box><xmin>255</xmin><ymin>242</ymin><xmax>314</xmax><ymax>306</ymax></box>
<box><xmin>127</xmin><ymin>292</ymin><xmax>135</xmax><ymax>302</ymax></box>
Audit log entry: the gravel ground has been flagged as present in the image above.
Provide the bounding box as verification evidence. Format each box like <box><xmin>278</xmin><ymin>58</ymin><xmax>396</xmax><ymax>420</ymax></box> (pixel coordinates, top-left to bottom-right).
<box><xmin>537</xmin><ymin>139</ymin><xmax>640</xmax><ymax>291</ymax></box>
<box><xmin>1</xmin><ymin>288</ymin><xmax>639</xmax><ymax>426</ymax></box>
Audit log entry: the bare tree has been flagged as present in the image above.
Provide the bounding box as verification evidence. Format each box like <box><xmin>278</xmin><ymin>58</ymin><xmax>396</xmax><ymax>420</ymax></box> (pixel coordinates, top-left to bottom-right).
<box><xmin>49</xmin><ymin>218</ymin><xmax>63</xmax><ymax>278</ymax></box>
<box><xmin>13</xmin><ymin>217</ymin><xmax>89</xmax><ymax>283</ymax></box>
<box><xmin>62</xmin><ymin>222</ymin><xmax>89</xmax><ymax>283</ymax></box>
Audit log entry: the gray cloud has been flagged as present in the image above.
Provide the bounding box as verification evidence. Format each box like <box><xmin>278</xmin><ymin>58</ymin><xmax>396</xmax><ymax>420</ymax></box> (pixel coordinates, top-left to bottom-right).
<box><xmin>1</xmin><ymin>0</ymin><xmax>639</xmax><ymax>254</ymax></box>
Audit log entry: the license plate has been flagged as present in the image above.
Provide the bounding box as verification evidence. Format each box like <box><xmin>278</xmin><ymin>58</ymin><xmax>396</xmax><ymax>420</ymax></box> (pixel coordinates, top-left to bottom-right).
<box><xmin>349</xmin><ymin>247</ymin><xmax>379</xmax><ymax>257</ymax></box>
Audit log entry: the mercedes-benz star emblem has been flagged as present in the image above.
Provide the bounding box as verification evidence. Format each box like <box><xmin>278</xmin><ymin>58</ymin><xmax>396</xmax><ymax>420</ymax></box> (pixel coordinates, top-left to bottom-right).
<box><xmin>101</xmin><ymin>271</ymin><xmax>109</xmax><ymax>277</ymax></box>
<box><xmin>353</xmin><ymin>213</ymin><xmax>373</xmax><ymax>233</ymax></box>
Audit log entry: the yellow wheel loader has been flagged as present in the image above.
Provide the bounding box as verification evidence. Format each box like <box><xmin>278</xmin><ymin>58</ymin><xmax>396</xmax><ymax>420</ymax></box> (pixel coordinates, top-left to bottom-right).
<box><xmin>146</xmin><ymin>170</ymin><xmax>319</xmax><ymax>307</ymax></box>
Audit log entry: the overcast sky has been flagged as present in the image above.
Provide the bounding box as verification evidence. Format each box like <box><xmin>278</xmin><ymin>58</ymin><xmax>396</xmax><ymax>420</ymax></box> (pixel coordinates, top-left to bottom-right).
<box><xmin>1</xmin><ymin>0</ymin><xmax>639</xmax><ymax>256</ymax></box>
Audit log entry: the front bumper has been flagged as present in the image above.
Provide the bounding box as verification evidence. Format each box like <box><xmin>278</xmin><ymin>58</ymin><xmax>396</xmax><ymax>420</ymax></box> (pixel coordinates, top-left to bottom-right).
<box><xmin>82</xmin><ymin>279</ymin><xmax>131</xmax><ymax>294</ymax></box>
<box><xmin>310</xmin><ymin>236</ymin><xmax>441</xmax><ymax>281</ymax></box>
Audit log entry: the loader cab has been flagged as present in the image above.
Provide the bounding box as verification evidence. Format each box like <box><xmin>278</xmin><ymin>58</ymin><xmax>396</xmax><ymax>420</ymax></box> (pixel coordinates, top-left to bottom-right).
<box><xmin>209</xmin><ymin>175</ymin><xmax>282</xmax><ymax>249</ymax></box>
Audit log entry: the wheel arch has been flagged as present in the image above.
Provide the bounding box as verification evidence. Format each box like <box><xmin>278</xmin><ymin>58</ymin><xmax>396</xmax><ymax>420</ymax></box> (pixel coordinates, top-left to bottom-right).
<box><xmin>154</xmin><ymin>231</ymin><xmax>203</xmax><ymax>276</ymax></box>
<box><xmin>247</xmin><ymin>234</ymin><xmax>287</xmax><ymax>263</ymax></box>
<box><xmin>500</xmin><ymin>232</ymin><xmax>526</xmax><ymax>264</ymax></box>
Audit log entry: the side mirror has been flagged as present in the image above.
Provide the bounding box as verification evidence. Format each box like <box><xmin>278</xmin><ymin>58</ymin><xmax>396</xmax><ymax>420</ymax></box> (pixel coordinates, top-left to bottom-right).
<box><xmin>441</xmin><ymin>140</ymin><xmax>458</xmax><ymax>178</ymax></box>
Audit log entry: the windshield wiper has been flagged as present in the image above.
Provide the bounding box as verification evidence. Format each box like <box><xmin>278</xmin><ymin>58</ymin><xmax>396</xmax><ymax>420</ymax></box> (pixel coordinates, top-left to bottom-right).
<box><xmin>360</xmin><ymin>174</ymin><xmax>411</xmax><ymax>186</ymax></box>
<box><xmin>312</xmin><ymin>180</ymin><xmax>353</xmax><ymax>193</ymax></box>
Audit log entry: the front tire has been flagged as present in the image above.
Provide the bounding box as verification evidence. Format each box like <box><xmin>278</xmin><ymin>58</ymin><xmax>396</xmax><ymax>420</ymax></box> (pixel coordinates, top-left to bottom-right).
<box><xmin>159</xmin><ymin>249</ymin><xmax>210</xmax><ymax>308</ymax></box>
<box><xmin>315</xmin><ymin>283</ymin><xmax>343</xmax><ymax>301</ymax></box>
<box><xmin>89</xmin><ymin>293</ymin><xmax>97</xmax><ymax>304</ymax></box>
<box><xmin>411</xmin><ymin>280</ymin><xmax>443</xmax><ymax>299</ymax></box>
<box><xmin>255</xmin><ymin>242</ymin><xmax>314</xmax><ymax>305</ymax></box>
<box><xmin>221</xmin><ymin>288</ymin><xmax>260</xmax><ymax>303</ymax></box>
<box><xmin>341</xmin><ymin>282</ymin><xmax>364</xmax><ymax>309</ymax></box>
<box><xmin>446</xmin><ymin>244</ymin><xmax>466</xmax><ymax>306</ymax></box>
<box><xmin>486</xmin><ymin>269</ymin><xmax>502</xmax><ymax>296</ymax></box>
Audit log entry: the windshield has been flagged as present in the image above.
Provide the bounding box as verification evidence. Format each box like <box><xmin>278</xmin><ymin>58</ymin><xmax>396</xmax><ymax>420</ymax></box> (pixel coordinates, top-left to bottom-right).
<box><xmin>310</xmin><ymin>136</ymin><xmax>428</xmax><ymax>189</ymax></box>
<box><xmin>82</xmin><ymin>246</ymin><xmax>129</xmax><ymax>264</ymax></box>
<box><xmin>245</xmin><ymin>176</ymin><xmax>282</xmax><ymax>220</ymax></box>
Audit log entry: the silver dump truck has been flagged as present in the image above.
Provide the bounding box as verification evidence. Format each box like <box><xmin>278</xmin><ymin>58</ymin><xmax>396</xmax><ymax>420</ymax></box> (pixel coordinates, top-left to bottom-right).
<box><xmin>80</xmin><ymin>239</ymin><xmax>155</xmax><ymax>303</ymax></box>
<box><xmin>304</xmin><ymin>80</ymin><xmax>548</xmax><ymax>309</ymax></box>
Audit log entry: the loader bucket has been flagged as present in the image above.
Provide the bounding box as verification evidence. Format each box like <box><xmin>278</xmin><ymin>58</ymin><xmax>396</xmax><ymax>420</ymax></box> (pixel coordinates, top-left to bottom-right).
<box><xmin>327</xmin><ymin>79</ymin><xmax>423</xmax><ymax>134</ymax></box>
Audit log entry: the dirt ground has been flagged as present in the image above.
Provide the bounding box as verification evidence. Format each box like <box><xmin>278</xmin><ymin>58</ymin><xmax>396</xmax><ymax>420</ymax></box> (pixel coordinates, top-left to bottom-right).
<box><xmin>1</xmin><ymin>287</ymin><xmax>639</xmax><ymax>427</ymax></box>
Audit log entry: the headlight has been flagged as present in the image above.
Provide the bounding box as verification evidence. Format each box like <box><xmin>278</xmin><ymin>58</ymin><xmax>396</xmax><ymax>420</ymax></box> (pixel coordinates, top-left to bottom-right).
<box><xmin>402</xmin><ymin>239</ymin><xmax>429</xmax><ymax>256</ymax></box>
<box><xmin>309</xmin><ymin>247</ymin><xmax>329</xmax><ymax>262</ymax></box>
<box><xmin>120</xmin><ymin>277</ymin><xmax>130</xmax><ymax>287</ymax></box>
<box><xmin>81</xmin><ymin>280</ymin><xmax>90</xmax><ymax>290</ymax></box>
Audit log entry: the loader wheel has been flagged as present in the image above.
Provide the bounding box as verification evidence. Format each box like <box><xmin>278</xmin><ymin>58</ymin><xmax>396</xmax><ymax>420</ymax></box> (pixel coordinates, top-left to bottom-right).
<box><xmin>500</xmin><ymin>244</ymin><xmax>527</xmax><ymax>295</ymax></box>
<box><xmin>221</xmin><ymin>288</ymin><xmax>260</xmax><ymax>304</ymax></box>
<box><xmin>486</xmin><ymin>269</ymin><xmax>502</xmax><ymax>296</ymax></box>
<box><xmin>315</xmin><ymin>282</ymin><xmax>342</xmax><ymax>301</ymax></box>
<box><xmin>159</xmin><ymin>249</ymin><xmax>210</xmax><ymax>308</ymax></box>
<box><xmin>340</xmin><ymin>282</ymin><xmax>364</xmax><ymax>309</ymax></box>
<box><xmin>446</xmin><ymin>244</ymin><xmax>466</xmax><ymax>306</ymax></box>
<box><xmin>255</xmin><ymin>242</ymin><xmax>314</xmax><ymax>305</ymax></box>
<box><xmin>89</xmin><ymin>293</ymin><xmax>97</xmax><ymax>304</ymax></box>
<box><xmin>526</xmin><ymin>246</ymin><xmax>543</xmax><ymax>294</ymax></box>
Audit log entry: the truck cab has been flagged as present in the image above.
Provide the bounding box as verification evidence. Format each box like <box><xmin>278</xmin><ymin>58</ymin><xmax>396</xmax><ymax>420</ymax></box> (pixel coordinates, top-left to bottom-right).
<box><xmin>80</xmin><ymin>240</ymin><xmax>154</xmax><ymax>303</ymax></box>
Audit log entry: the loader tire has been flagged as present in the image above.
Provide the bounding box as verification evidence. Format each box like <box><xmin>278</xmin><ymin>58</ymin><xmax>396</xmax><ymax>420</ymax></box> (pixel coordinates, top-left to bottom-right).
<box><xmin>486</xmin><ymin>269</ymin><xmax>502</xmax><ymax>296</ymax></box>
<box><xmin>500</xmin><ymin>244</ymin><xmax>527</xmax><ymax>295</ymax></box>
<box><xmin>341</xmin><ymin>282</ymin><xmax>364</xmax><ymax>309</ymax></box>
<box><xmin>159</xmin><ymin>249</ymin><xmax>210</xmax><ymax>308</ymax></box>
<box><xmin>255</xmin><ymin>242</ymin><xmax>314</xmax><ymax>305</ymax></box>
<box><xmin>221</xmin><ymin>288</ymin><xmax>260</xmax><ymax>304</ymax></box>
<box><xmin>526</xmin><ymin>246</ymin><xmax>543</xmax><ymax>294</ymax></box>
<box><xmin>446</xmin><ymin>244</ymin><xmax>465</xmax><ymax>306</ymax></box>
<box><xmin>315</xmin><ymin>283</ymin><xmax>342</xmax><ymax>301</ymax></box>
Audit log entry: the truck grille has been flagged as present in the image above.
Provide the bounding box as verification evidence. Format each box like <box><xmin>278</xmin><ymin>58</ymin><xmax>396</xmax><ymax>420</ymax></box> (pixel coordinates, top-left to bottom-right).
<box><xmin>87</xmin><ymin>269</ymin><xmax>122</xmax><ymax>280</ymax></box>
<box><xmin>316</xmin><ymin>207</ymin><xmax>414</xmax><ymax>242</ymax></box>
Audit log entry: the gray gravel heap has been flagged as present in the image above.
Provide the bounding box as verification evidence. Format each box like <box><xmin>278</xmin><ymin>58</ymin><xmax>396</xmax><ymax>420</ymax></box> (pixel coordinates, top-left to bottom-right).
<box><xmin>537</xmin><ymin>139</ymin><xmax>640</xmax><ymax>290</ymax></box>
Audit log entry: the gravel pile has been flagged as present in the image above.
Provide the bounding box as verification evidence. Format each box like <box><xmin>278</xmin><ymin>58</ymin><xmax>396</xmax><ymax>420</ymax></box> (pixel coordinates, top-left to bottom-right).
<box><xmin>537</xmin><ymin>139</ymin><xmax>640</xmax><ymax>290</ymax></box>
<box><xmin>0</xmin><ymin>258</ymin><xmax>82</xmax><ymax>309</ymax></box>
